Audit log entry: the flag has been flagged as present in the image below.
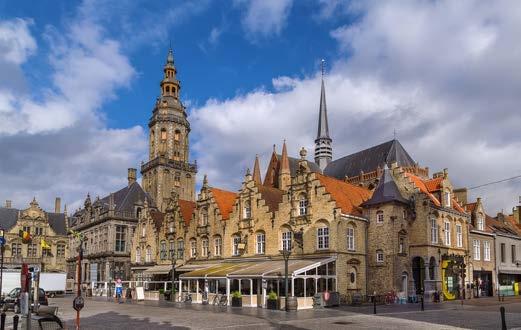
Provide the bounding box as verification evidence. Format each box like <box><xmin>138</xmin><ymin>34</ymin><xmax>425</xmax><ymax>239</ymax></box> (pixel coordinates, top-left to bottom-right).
<box><xmin>40</xmin><ymin>238</ymin><xmax>51</xmax><ymax>249</ymax></box>
<box><xmin>19</xmin><ymin>230</ymin><xmax>31</xmax><ymax>243</ymax></box>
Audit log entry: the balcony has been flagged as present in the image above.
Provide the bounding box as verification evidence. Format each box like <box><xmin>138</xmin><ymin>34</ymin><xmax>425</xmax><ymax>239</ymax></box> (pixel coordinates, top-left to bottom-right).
<box><xmin>196</xmin><ymin>224</ymin><xmax>210</xmax><ymax>236</ymax></box>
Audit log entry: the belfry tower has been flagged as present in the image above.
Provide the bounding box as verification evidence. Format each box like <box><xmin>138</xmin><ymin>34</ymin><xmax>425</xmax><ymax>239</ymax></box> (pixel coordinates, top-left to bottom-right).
<box><xmin>314</xmin><ymin>59</ymin><xmax>333</xmax><ymax>171</ymax></box>
<box><xmin>141</xmin><ymin>48</ymin><xmax>197</xmax><ymax>209</ymax></box>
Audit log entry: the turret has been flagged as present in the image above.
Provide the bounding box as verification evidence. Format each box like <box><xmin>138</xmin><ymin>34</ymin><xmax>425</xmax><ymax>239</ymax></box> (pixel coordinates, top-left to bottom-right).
<box><xmin>279</xmin><ymin>141</ymin><xmax>291</xmax><ymax>190</ymax></box>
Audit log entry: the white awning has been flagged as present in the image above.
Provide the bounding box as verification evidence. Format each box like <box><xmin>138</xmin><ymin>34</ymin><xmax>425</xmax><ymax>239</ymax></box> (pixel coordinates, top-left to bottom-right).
<box><xmin>143</xmin><ymin>265</ymin><xmax>173</xmax><ymax>275</ymax></box>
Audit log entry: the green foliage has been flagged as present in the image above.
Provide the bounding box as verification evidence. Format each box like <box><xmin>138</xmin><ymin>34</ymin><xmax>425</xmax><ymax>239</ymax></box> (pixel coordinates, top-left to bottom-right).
<box><xmin>159</xmin><ymin>288</ymin><xmax>165</xmax><ymax>295</ymax></box>
<box><xmin>231</xmin><ymin>290</ymin><xmax>242</xmax><ymax>299</ymax></box>
<box><xmin>268</xmin><ymin>291</ymin><xmax>277</xmax><ymax>300</ymax></box>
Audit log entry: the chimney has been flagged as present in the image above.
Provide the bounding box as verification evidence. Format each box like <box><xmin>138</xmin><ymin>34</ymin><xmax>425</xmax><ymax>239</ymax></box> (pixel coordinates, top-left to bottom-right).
<box><xmin>497</xmin><ymin>212</ymin><xmax>505</xmax><ymax>223</ymax></box>
<box><xmin>453</xmin><ymin>188</ymin><xmax>468</xmax><ymax>206</ymax></box>
<box><xmin>5</xmin><ymin>200</ymin><xmax>12</xmax><ymax>208</ymax></box>
<box><xmin>55</xmin><ymin>197</ymin><xmax>61</xmax><ymax>213</ymax></box>
<box><xmin>128</xmin><ymin>168</ymin><xmax>137</xmax><ymax>186</ymax></box>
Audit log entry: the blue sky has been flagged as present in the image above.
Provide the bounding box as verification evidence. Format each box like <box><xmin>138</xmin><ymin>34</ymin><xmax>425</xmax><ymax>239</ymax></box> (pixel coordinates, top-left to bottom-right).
<box><xmin>1</xmin><ymin>0</ymin><xmax>521</xmax><ymax>215</ymax></box>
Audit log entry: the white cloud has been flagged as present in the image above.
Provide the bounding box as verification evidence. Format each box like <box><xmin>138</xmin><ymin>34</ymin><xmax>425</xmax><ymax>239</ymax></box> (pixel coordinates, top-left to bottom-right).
<box><xmin>235</xmin><ymin>0</ymin><xmax>293</xmax><ymax>41</ymax></box>
<box><xmin>190</xmin><ymin>0</ymin><xmax>521</xmax><ymax>214</ymax></box>
<box><xmin>208</xmin><ymin>27</ymin><xmax>223</xmax><ymax>46</ymax></box>
<box><xmin>0</xmin><ymin>18</ymin><xmax>36</xmax><ymax>64</ymax></box>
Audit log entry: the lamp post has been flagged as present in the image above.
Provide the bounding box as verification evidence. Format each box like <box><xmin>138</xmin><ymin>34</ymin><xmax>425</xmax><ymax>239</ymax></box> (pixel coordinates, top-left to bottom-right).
<box><xmin>0</xmin><ymin>228</ymin><xmax>5</xmax><ymax>299</ymax></box>
<box><xmin>170</xmin><ymin>248</ymin><xmax>177</xmax><ymax>302</ymax></box>
<box><xmin>279</xmin><ymin>247</ymin><xmax>291</xmax><ymax>312</ymax></box>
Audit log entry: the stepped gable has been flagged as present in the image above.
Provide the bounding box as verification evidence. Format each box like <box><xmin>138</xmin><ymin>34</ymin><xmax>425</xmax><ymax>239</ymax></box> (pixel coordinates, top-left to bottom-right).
<box><xmin>315</xmin><ymin>173</ymin><xmax>372</xmax><ymax>216</ymax></box>
<box><xmin>178</xmin><ymin>199</ymin><xmax>196</xmax><ymax>225</ymax></box>
<box><xmin>150</xmin><ymin>209</ymin><xmax>164</xmax><ymax>232</ymax></box>
<box><xmin>324</xmin><ymin>139</ymin><xmax>416</xmax><ymax>180</ymax></box>
<box><xmin>257</xmin><ymin>185</ymin><xmax>283</xmax><ymax>213</ymax></box>
<box><xmin>362</xmin><ymin>165</ymin><xmax>408</xmax><ymax>207</ymax></box>
<box><xmin>405</xmin><ymin>173</ymin><xmax>465</xmax><ymax>213</ymax></box>
<box><xmin>209</xmin><ymin>187</ymin><xmax>237</xmax><ymax>220</ymax></box>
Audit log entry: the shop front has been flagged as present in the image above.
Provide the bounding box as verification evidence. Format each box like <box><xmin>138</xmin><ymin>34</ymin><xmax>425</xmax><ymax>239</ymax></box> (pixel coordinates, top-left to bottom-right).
<box><xmin>473</xmin><ymin>270</ymin><xmax>493</xmax><ymax>297</ymax></box>
<box><xmin>498</xmin><ymin>272</ymin><xmax>521</xmax><ymax>296</ymax></box>
<box><xmin>441</xmin><ymin>254</ymin><xmax>466</xmax><ymax>300</ymax></box>
<box><xmin>179</xmin><ymin>257</ymin><xmax>337</xmax><ymax>309</ymax></box>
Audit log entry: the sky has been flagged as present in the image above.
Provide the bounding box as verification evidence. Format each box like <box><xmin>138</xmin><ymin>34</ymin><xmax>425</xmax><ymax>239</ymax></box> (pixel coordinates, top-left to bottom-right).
<box><xmin>0</xmin><ymin>0</ymin><xmax>520</xmax><ymax>216</ymax></box>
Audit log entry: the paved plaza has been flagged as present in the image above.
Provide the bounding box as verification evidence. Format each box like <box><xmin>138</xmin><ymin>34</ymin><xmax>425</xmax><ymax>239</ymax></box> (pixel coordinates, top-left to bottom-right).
<box><xmin>8</xmin><ymin>295</ymin><xmax>513</xmax><ymax>329</ymax></box>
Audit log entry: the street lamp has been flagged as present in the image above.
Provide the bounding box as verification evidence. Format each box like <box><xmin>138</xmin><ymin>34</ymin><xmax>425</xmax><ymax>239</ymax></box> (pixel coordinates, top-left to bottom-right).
<box><xmin>170</xmin><ymin>248</ymin><xmax>177</xmax><ymax>302</ymax></box>
<box><xmin>0</xmin><ymin>228</ymin><xmax>5</xmax><ymax>299</ymax></box>
<box><xmin>279</xmin><ymin>247</ymin><xmax>291</xmax><ymax>312</ymax></box>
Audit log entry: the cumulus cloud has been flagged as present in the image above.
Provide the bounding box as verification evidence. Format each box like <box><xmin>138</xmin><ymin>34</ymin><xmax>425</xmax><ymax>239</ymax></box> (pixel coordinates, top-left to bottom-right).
<box><xmin>191</xmin><ymin>0</ymin><xmax>521</xmax><ymax>214</ymax></box>
<box><xmin>0</xmin><ymin>8</ymin><xmax>145</xmax><ymax>211</ymax></box>
<box><xmin>235</xmin><ymin>0</ymin><xmax>293</xmax><ymax>41</ymax></box>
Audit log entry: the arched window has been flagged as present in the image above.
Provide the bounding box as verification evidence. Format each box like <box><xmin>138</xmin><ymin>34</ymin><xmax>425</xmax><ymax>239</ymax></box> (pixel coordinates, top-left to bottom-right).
<box><xmin>317</xmin><ymin>224</ymin><xmax>329</xmax><ymax>250</ymax></box>
<box><xmin>214</xmin><ymin>236</ymin><xmax>222</xmax><ymax>256</ymax></box>
<box><xmin>201</xmin><ymin>238</ymin><xmax>209</xmax><ymax>257</ymax></box>
<box><xmin>190</xmin><ymin>239</ymin><xmax>197</xmax><ymax>258</ymax></box>
<box><xmin>136</xmin><ymin>248</ymin><xmax>141</xmax><ymax>263</ymax></box>
<box><xmin>174</xmin><ymin>130</ymin><xmax>181</xmax><ymax>142</ymax></box>
<box><xmin>161</xmin><ymin>128</ymin><xmax>167</xmax><ymax>142</ymax></box>
<box><xmin>347</xmin><ymin>226</ymin><xmax>355</xmax><ymax>251</ymax></box>
<box><xmin>166</xmin><ymin>86</ymin><xmax>170</xmax><ymax>94</ymax></box>
<box><xmin>281</xmin><ymin>229</ymin><xmax>292</xmax><ymax>251</ymax></box>
<box><xmin>145</xmin><ymin>246</ymin><xmax>152</xmax><ymax>263</ymax></box>
<box><xmin>299</xmin><ymin>194</ymin><xmax>308</xmax><ymax>216</ymax></box>
<box><xmin>136</xmin><ymin>207</ymin><xmax>142</xmax><ymax>218</ymax></box>
<box><xmin>160</xmin><ymin>241</ymin><xmax>167</xmax><ymax>260</ymax></box>
<box><xmin>256</xmin><ymin>232</ymin><xmax>265</xmax><ymax>255</ymax></box>
<box><xmin>243</xmin><ymin>200</ymin><xmax>252</xmax><ymax>219</ymax></box>
<box><xmin>232</xmin><ymin>235</ymin><xmax>241</xmax><ymax>256</ymax></box>
<box><xmin>376</xmin><ymin>210</ymin><xmax>384</xmax><ymax>223</ymax></box>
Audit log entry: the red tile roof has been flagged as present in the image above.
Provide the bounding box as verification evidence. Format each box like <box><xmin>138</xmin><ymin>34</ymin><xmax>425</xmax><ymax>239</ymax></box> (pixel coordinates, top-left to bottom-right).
<box><xmin>316</xmin><ymin>173</ymin><xmax>372</xmax><ymax>216</ymax></box>
<box><xmin>178</xmin><ymin>199</ymin><xmax>196</xmax><ymax>225</ymax></box>
<box><xmin>405</xmin><ymin>173</ymin><xmax>441</xmax><ymax>206</ymax></box>
<box><xmin>425</xmin><ymin>177</ymin><xmax>443</xmax><ymax>192</ymax></box>
<box><xmin>465</xmin><ymin>202</ymin><xmax>477</xmax><ymax>213</ymax></box>
<box><xmin>210</xmin><ymin>187</ymin><xmax>237</xmax><ymax>220</ymax></box>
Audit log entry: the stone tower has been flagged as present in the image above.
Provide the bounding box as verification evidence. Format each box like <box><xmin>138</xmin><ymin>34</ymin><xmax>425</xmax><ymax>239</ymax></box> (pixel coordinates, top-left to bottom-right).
<box><xmin>314</xmin><ymin>59</ymin><xmax>332</xmax><ymax>171</ymax></box>
<box><xmin>141</xmin><ymin>48</ymin><xmax>197</xmax><ymax>210</ymax></box>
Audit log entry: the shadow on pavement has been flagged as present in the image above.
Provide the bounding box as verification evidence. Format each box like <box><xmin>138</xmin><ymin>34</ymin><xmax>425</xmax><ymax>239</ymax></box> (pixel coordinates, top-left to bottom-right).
<box><xmin>63</xmin><ymin>311</ymin><xmax>190</xmax><ymax>330</ymax></box>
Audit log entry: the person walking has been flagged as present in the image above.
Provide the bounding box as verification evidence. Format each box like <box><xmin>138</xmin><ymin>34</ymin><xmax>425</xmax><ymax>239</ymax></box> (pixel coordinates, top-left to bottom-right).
<box><xmin>115</xmin><ymin>278</ymin><xmax>123</xmax><ymax>304</ymax></box>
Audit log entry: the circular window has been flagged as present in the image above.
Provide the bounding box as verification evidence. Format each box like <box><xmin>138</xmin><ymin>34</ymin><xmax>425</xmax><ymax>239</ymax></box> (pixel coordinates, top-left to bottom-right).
<box><xmin>350</xmin><ymin>272</ymin><xmax>356</xmax><ymax>283</ymax></box>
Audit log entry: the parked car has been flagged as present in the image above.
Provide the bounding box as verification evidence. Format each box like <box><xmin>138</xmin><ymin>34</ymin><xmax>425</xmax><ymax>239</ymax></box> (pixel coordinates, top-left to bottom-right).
<box><xmin>2</xmin><ymin>288</ymin><xmax>48</xmax><ymax>313</ymax></box>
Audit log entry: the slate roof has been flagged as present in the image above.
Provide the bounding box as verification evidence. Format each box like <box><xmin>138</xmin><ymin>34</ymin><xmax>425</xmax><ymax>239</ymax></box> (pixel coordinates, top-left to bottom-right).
<box><xmin>315</xmin><ymin>173</ymin><xmax>372</xmax><ymax>216</ymax></box>
<box><xmin>0</xmin><ymin>207</ymin><xmax>67</xmax><ymax>235</ymax></box>
<box><xmin>99</xmin><ymin>182</ymin><xmax>154</xmax><ymax>213</ymax></box>
<box><xmin>362</xmin><ymin>166</ymin><xmax>408</xmax><ymax>207</ymax></box>
<box><xmin>324</xmin><ymin>139</ymin><xmax>416</xmax><ymax>180</ymax></box>
<box><xmin>280</xmin><ymin>155</ymin><xmax>321</xmax><ymax>175</ymax></box>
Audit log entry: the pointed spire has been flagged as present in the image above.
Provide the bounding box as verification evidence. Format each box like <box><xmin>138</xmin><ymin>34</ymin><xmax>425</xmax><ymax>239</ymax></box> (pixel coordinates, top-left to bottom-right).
<box><xmin>167</xmin><ymin>48</ymin><xmax>174</xmax><ymax>65</ymax></box>
<box><xmin>317</xmin><ymin>59</ymin><xmax>330</xmax><ymax>140</ymax></box>
<box><xmin>203</xmin><ymin>174</ymin><xmax>209</xmax><ymax>188</ymax></box>
<box><xmin>314</xmin><ymin>59</ymin><xmax>333</xmax><ymax>171</ymax></box>
<box><xmin>253</xmin><ymin>155</ymin><xmax>262</xmax><ymax>185</ymax></box>
<box><xmin>280</xmin><ymin>140</ymin><xmax>290</xmax><ymax>173</ymax></box>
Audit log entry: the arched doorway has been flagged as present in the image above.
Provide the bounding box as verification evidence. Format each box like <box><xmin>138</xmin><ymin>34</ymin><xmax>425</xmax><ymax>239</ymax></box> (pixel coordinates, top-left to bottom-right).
<box><xmin>412</xmin><ymin>257</ymin><xmax>425</xmax><ymax>294</ymax></box>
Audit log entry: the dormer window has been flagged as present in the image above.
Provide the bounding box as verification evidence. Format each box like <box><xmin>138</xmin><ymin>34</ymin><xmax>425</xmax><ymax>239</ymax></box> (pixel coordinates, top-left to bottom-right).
<box><xmin>243</xmin><ymin>200</ymin><xmax>252</xmax><ymax>219</ymax></box>
<box><xmin>444</xmin><ymin>191</ymin><xmax>451</xmax><ymax>208</ymax></box>
<box><xmin>477</xmin><ymin>213</ymin><xmax>484</xmax><ymax>231</ymax></box>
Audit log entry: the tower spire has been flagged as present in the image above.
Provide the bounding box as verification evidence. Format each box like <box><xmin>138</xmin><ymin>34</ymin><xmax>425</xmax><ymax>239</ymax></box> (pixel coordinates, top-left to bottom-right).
<box><xmin>253</xmin><ymin>154</ymin><xmax>262</xmax><ymax>185</ymax></box>
<box><xmin>279</xmin><ymin>140</ymin><xmax>291</xmax><ymax>190</ymax></box>
<box><xmin>314</xmin><ymin>59</ymin><xmax>333</xmax><ymax>171</ymax></box>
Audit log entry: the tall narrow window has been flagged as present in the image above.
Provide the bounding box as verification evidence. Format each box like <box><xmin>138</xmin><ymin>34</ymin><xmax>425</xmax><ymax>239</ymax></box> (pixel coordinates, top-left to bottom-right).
<box><xmin>214</xmin><ymin>236</ymin><xmax>222</xmax><ymax>256</ymax></box>
<box><xmin>115</xmin><ymin>225</ymin><xmax>126</xmax><ymax>252</ymax></box>
<box><xmin>501</xmin><ymin>243</ymin><xmax>506</xmax><ymax>263</ymax></box>
<box><xmin>160</xmin><ymin>240</ymin><xmax>167</xmax><ymax>260</ymax></box>
<box><xmin>317</xmin><ymin>226</ymin><xmax>329</xmax><ymax>250</ymax></box>
<box><xmin>256</xmin><ymin>233</ymin><xmax>265</xmax><ymax>254</ymax></box>
<box><xmin>281</xmin><ymin>231</ymin><xmax>292</xmax><ymax>251</ymax></box>
<box><xmin>145</xmin><ymin>246</ymin><xmax>152</xmax><ymax>263</ymax></box>
<box><xmin>169</xmin><ymin>240</ymin><xmax>175</xmax><ymax>258</ymax></box>
<box><xmin>376</xmin><ymin>210</ymin><xmax>384</xmax><ymax>224</ymax></box>
<box><xmin>202</xmin><ymin>238</ymin><xmax>209</xmax><ymax>257</ymax></box>
<box><xmin>399</xmin><ymin>237</ymin><xmax>405</xmax><ymax>254</ymax></box>
<box><xmin>177</xmin><ymin>240</ymin><xmax>184</xmax><ymax>259</ymax></box>
<box><xmin>456</xmin><ymin>223</ymin><xmax>462</xmax><ymax>248</ymax></box>
<box><xmin>200</xmin><ymin>208</ymin><xmax>208</xmax><ymax>226</ymax></box>
<box><xmin>190</xmin><ymin>239</ymin><xmax>197</xmax><ymax>258</ymax></box>
<box><xmin>477</xmin><ymin>213</ymin><xmax>484</xmax><ymax>231</ymax></box>
<box><xmin>12</xmin><ymin>243</ymin><xmax>22</xmax><ymax>257</ymax></box>
<box><xmin>431</xmin><ymin>217</ymin><xmax>438</xmax><ymax>244</ymax></box>
<box><xmin>174</xmin><ymin>130</ymin><xmax>180</xmax><ymax>142</ymax></box>
<box><xmin>347</xmin><ymin>227</ymin><xmax>355</xmax><ymax>251</ymax></box>
<box><xmin>136</xmin><ymin>248</ymin><xmax>141</xmax><ymax>263</ymax></box>
<box><xmin>444</xmin><ymin>221</ymin><xmax>451</xmax><ymax>246</ymax></box>
<box><xmin>299</xmin><ymin>194</ymin><xmax>308</xmax><ymax>216</ymax></box>
<box><xmin>244</xmin><ymin>200</ymin><xmax>252</xmax><ymax>219</ymax></box>
<box><xmin>473</xmin><ymin>240</ymin><xmax>480</xmax><ymax>260</ymax></box>
<box><xmin>57</xmin><ymin>243</ymin><xmax>66</xmax><ymax>258</ymax></box>
<box><xmin>512</xmin><ymin>245</ymin><xmax>516</xmax><ymax>263</ymax></box>
<box><xmin>174</xmin><ymin>172</ymin><xmax>181</xmax><ymax>187</ymax></box>
<box><xmin>444</xmin><ymin>191</ymin><xmax>451</xmax><ymax>207</ymax></box>
<box><xmin>28</xmin><ymin>243</ymin><xmax>37</xmax><ymax>257</ymax></box>
<box><xmin>484</xmin><ymin>241</ymin><xmax>491</xmax><ymax>261</ymax></box>
<box><xmin>232</xmin><ymin>235</ymin><xmax>241</xmax><ymax>256</ymax></box>
<box><xmin>161</xmin><ymin>128</ymin><xmax>167</xmax><ymax>142</ymax></box>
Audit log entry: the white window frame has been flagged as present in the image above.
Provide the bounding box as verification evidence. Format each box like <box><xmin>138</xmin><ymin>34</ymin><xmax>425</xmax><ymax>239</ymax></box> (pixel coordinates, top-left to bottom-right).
<box><xmin>202</xmin><ymin>238</ymin><xmax>209</xmax><ymax>257</ymax></box>
<box><xmin>347</xmin><ymin>227</ymin><xmax>355</xmax><ymax>251</ymax></box>
<box><xmin>299</xmin><ymin>195</ymin><xmax>308</xmax><ymax>216</ymax></box>
<box><xmin>244</xmin><ymin>200</ymin><xmax>252</xmax><ymax>219</ymax></box>
<box><xmin>456</xmin><ymin>223</ymin><xmax>463</xmax><ymax>248</ymax></box>
<box><xmin>190</xmin><ymin>240</ymin><xmax>197</xmax><ymax>258</ymax></box>
<box><xmin>376</xmin><ymin>211</ymin><xmax>384</xmax><ymax>224</ymax></box>
<box><xmin>145</xmin><ymin>246</ymin><xmax>151</xmax><ymax>263</ymax></box>
<box><xmin>214</xmin><ymin>237</ymin><xmax>222</xmax><ymax>256</ymax></box>
<box><xmin>473</xmin><ymin>240</ymin><xmax>480</xmax><ymax>261</ymax></box>
<box><xmin>444</xmin><ymin>221</ymin><xmax>451</xmax><ymax>246</ymax></box>
<box><xmin>317</xmin><ymin>226</ymin><xmax>329</xmax><ymax>250</ymax></box>
<box><xmin>477</xmin><ymin>214</ymin><xmax>484</xmax><ymax>231</ymax></box>
<box><xmin>445</xmin><ymin>191</ymin><xmax>451</xmax><ymax>208</ymax></box>
<box><xmin>376</xmin><ymin>250</ymin><xmax>384</xmax><ymax>263</ymax></box>
<box><xmin>256</xmin><ymin>233</ymin><xmax>265</xmax><ymax>255</ymax></box>
<box><xmin>281</xmin><ymin>231</ymin><xmax>292</xmax><ymax>251</ymax></box>
<box><xmin>232</xmin><ymin>236</ymin><xmax>241</xmax><ymax>256</ymax></box>
<box><xmin>431</xmin><ymin>217</ymin><xmax>438</xmax><ymax>244</ymax></box>
<box><xmin>399</xmin><ymin>237</ymin><xmax>405</xmax><ymax>254</ymax></box>
<box><xmin>484</xmin><ymin>241</ymin><xmax>491</xmax><ymax>261</ymax></box>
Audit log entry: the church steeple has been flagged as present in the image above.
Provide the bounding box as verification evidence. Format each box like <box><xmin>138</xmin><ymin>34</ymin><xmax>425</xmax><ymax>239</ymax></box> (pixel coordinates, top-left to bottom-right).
<box><xmin>160</xmin><ymin>48</ymin><xmax>180</xmax><ymax>99</ymax></box>
<box><xmin>314</xmin><ymin>59</ymin><xmax>333</xmax><ymax>171</ymax></box>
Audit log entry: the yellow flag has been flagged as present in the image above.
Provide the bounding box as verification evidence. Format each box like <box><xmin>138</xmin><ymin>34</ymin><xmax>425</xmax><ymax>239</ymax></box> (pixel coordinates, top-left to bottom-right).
<box><xmin>40</xmin><ymin>238</ymin><xmax>51</xmax><ymax>249</ymax></box>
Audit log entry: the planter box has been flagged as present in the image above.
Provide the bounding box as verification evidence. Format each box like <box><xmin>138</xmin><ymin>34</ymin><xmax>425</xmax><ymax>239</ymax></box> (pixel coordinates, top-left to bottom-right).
<box><xmin>231</xmin><ymin>297</ymin><xmax>242</xmax><ymax>307</ymax></box>
<box><xmin>267</xmin><ymin>299</ymin><xmax>278</xmax><ymax>310</ymax></box>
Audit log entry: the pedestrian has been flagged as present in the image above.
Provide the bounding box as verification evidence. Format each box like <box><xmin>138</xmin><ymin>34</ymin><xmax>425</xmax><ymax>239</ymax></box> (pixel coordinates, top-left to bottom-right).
<box><xmin>115</xmin><ymin>278</ymin><xmax>123</xmax><ymax>304</ymax></box>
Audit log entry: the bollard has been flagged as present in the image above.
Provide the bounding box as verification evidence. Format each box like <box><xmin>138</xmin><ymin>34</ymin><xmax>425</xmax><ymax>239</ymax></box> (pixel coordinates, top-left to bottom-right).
<box><xmin>420</xmin><ymin>294</ymin><xmax>424</xmax><ymax>311</ymax></box>
<box><xmin>0</xmin><ymin>312</ymin><xmax>5</xmax><ymax>330</ymax></box>
<box><xmin>373</xmin><ymin>297</ymin><xmax>377</xmax><ymax>314</ymax></box>
<box><xmin>13</xmin><ymin>315</ymin><xmax>18</xmax><ymax>330</ymax></box>
<box><xmin>500</xmin><ymin>306</ymin><xmax>507</xmax><ymax>330</ymax></box>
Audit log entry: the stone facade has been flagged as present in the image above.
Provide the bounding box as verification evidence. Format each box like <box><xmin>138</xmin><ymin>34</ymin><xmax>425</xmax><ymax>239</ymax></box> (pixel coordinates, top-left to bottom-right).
<box><xmin>0</xmin><ymin>198</ymin><xmax>68</xmax><ymax>272</ymax></box>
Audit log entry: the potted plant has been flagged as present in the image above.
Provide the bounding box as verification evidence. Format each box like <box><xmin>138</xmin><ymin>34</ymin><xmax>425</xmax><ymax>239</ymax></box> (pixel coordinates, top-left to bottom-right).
<box><xmin>158</xmin><ymin>288</ymin><xmax>165</xmax><ymax>300</ymax></box>
<box><xmin>231</xmin><ymin>291</ymin><xmax>242</xmax><ymax>307</ymax></box>
<box><xmin>267</xmin><ymin>291</ymin><xmax>278</xmax><ymax>310</ymax></box>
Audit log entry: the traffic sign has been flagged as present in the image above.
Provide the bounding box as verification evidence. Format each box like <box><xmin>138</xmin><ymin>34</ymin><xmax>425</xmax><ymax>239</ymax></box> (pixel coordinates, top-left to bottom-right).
<box><xmin>0</xmin><ymin>237</ymin><xmax>5</xmax><ymax>245</ymax></box>
<box><xmin>73</xmin><ymin>296</ymin><xmax>85</xmax><ymax>311</ymax></box>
